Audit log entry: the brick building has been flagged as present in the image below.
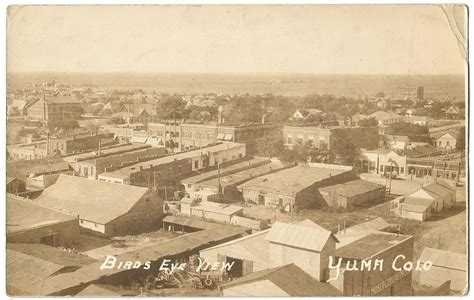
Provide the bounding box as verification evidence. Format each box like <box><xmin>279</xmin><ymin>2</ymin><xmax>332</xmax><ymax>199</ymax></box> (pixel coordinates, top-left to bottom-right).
<box><xmin>147</xmin><ymin>121</ymin><xmax>281</xmax><ymax>154</ymax></box>
<box><xmin>283</xmin><ymin>125</ymin><xmax>380</xmax><ymax>150</ymax></box>
<box><xmin>26</xmin><ymin>95</ymin><xmax>82</xmax><ymax>123</ymax></box>
<box><xmin>98</xmin><ymin>142</ymin><xmax>246</xmax><ymax>187</ymax></box>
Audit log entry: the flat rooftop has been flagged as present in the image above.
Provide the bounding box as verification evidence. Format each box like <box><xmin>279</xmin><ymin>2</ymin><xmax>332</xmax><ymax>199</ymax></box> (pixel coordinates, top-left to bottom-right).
<box><xmin>99</xmin><ymin>142</ymin><xmax>243</xmax><ymax>179</ymax></box>
<box><xmin>319</xmin><ymin>179</ymin><xmax>384</xmax><ymax>198</ymax></box>
<box><xmin>182</xmin><ymin>157</ymin><xmax>269</xmax><ymax>184</ymax></box>
<box><xmin>238</xmin><ymin>165</ymin><xmax>348</xmax><ymax>196</ymax></box>
<box><xmin>7</xmin><ymin>195</ymin><xmax>76</xmax><ymax>235</ymax></box>
<box><xmin>199</xmin><ymin>161</ymin><xmax>287</xmax><ymax>188</ymax></box>
<box><xmin>63</xmin><ymin>143</ymin><xmax>150</xmax><ymax>162</ymax></box>
<box><xmin>335</xmin><ymin>232</ymin><xmax>412</xmax><ymax>260</ymax></box>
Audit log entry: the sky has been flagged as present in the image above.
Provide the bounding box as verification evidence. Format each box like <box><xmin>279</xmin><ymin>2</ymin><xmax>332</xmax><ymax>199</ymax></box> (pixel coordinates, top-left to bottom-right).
<box><xmin>6</xmin><ymin>5</ymin><xmax>467</xmax><ymax>74</ymax></box>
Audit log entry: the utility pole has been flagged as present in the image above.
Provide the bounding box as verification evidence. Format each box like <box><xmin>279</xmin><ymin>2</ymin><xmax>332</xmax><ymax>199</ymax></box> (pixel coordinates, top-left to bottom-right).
<box><xmin>217</xmin><ymin>162</ymin><xmax>222</xmax><ymax>195</ymax></box>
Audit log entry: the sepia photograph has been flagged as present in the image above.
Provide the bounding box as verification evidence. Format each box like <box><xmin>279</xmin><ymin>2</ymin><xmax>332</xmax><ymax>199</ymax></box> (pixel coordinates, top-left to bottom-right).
<box><xmin>5</xmin><ymin>3</ymin><xmax>469</xmax><ymax>297</ymax></box>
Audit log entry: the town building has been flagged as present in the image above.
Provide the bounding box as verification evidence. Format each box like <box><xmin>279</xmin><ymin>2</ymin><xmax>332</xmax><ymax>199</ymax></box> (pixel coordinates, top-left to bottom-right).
<box><xmin>112</xmin><ymin>103</ymin><xmax>158</xmax><ymax>125</ymax></box>
<box><xmin>25</xmin><ymin>95</ymin><xmax>82</xmax><ymax>123</ymax></box>
<box><xmin>6</xmin><ymin>177</ymin><xmax>26</xmax><ymax>194</ymax></box>
<box><xmin>39</xmin><ymin>226</ymin><xmax>248</xmax><ymax>296</ymax></box>
<box><xmin>418</xmin><ymin>247</ymin><xmax>467</xmax><ymax>293</ymax></box>
<box><xmin>383</xmin><ymin>135</ymin><xmax>411</xmax><ymax>150</ymax></box>
<box><xmin>219</xmin><ymin>264</ymin><xmax>342</xmax><ymax>296</ymax></box>
<box><xmin>319</xmin><ymin>179</ymin><xmax>386</xmax><ymax>209</ymax></box>
<box><xmin>7</xmin><ymin>140</ymin><xmax>49</xmax><ymax>160</ymax></box>
<box><xmin>332</xmin><ymin>231</ymin><xmax>414</xmax><ymax>296</ymax></box>
<box><xmin>237</xmin><ymin>164</ymin><xmax>358</xmax><ymax>211</ymax></box>
<box><xmin>367</xmin><ymin>111</ymin><xmax>404</xmax><ymax>126</ymax></box>
<box><xmin>390</xmin><ymin>181</ymin><xmax>456</xmax><ymax>221</ymax></box>
<box><xmin>47</xmin><ymin>132</ymin><xmax>116</xmax><ymax>156</ymax></box>
<box><xmin>282</xmin><ymin>125</ymin><xmax>380</xmax><ymax>150</ymax></box>
<box><xmin>182</xmin><ymin>158</ymin><xmax>288</xmax><ymax>201</ymax></box>
<box><xmin>290</xmin><ymin>108</ymin><xmax>323</xmax><ymax>121</ymax></box>
<box><xmin>405</xmin><ymin>115</ymin><xmax>430</xmax><ymax>126</ymax></box>
<box><xmin>98</xmin><ymin>142</ymin><xmax>246</xmax><ymax>186</ymax></box>
<box><xmin>147</xmin><ymin>121</ymin><xmax>281</xmax><ymax>154</ymax></box>
<box><xmin>433</xmin><ymin>160</ymin><xmax>461</xmax><ymax>182</ymax></box>
<box><xmin>7</xmin><ymin>194</ymin><xmax>80</xmax><ymax>247</ymax></box>
<box><xmin>6</xmin><ymin>243</ymin><xmax>96</xmax><ymax>296</ymax></box>
<box><xmin>360</xmin><ymin>149</ymin><xmax>407</xmax><ymax>177</ymax></box>
<box><xmin>35</xmin><ymin>174</ymin><xmax>163</xmax><ymax>237</ymax></box>
<box><xmin>433</xmin><ymin>131</ymin><xmax>458</xmax><ymax>150</ymax></box>
<box><xmin>443</xmin><ymin>105</ymin><xmax>461</xmax><ymax>119</ymax></box>
<box><xmin>393</xmin><ymin>86</ymin><xmax>424</xmax><ymax>100</ymax></box>
<box><xmin>7</xmin><ymin>157</ymin><xmax>70</xmax><ymax>181</ymax></box>
<box><xmin>66</xmin><ymin>144</ymin><xmax>166</xmax><ymax>179</ymax></box>
<box><xmin>266</xmin><ymin>220</ymin><xmax>339</xmax><ymax>281</ymax></box>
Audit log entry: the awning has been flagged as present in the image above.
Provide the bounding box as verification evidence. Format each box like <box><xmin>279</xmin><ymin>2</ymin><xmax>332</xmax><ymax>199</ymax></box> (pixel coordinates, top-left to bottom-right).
<box><xmin>224</xmin><ymin>134</ymin><xmax>233</xmax><ymax>141</ymax></box>
<box><xmin>216</xmin><ymin>133</ymin><xmax>225</xmax><ymax>140</ymax></box>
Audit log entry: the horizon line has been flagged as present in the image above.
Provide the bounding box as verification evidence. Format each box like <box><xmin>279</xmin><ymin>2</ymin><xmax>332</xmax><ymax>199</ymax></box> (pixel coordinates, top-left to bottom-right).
<box><xmin>6</xmin><ymin>71</ymin><xmax>466</xmax><ymax>76</ymax></box>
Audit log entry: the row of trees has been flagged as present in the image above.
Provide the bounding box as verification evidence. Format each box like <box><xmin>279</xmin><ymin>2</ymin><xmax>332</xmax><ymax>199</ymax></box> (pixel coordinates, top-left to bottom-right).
<box><xmin>255</xmin><ymin>132</ymin><xmax>360</xmax><ymax>166</ymax></box>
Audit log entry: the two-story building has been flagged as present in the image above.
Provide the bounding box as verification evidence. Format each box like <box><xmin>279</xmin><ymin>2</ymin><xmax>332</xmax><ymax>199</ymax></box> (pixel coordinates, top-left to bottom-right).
<box><xmin>25</xmin><ymin>95</ymin><xmax>82</xmax><ymax>123</ymax></box>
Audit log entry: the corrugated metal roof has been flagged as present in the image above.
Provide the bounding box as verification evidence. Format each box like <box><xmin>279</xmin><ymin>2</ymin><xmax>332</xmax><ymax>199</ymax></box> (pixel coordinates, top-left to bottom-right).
<box><xmin>419</xmin><ymin>247</ymin><xmax>466</xmax><ymax>271</ymax></box>
<box><xmin>266</xmin><ymin>220</ymin><xmax>337</xmax><ymax>252</ymax></box>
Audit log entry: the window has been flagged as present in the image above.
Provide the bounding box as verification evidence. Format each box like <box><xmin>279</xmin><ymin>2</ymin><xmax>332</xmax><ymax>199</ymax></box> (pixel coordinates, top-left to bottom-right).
<box><xmin>296</xmin><ymin>138</ymin><xmax>303</xmax><ymax>145</ymax></box>
<box><xmin>287</xmin><ymin>137</ymin><xmax>293</xmax><ymax>144</ymax></box>
<box><xmin>400</xmin><ymin>167</ymin><xmax>405</xmax><ymax>174</ymax></box>
<box><xmin>439</xmin><ymin>141</ymin><xmax>442</xmax><ymax>146</ymax></box>
<box><xmin>446</xmin><ymin>141</ymin><xmax>450</xmax><ymax>146</ymax></box>
<box><xmin>380</xmin><ymin>165</ymin><xmax>384</xmax><ymax>172</ymax></box>
<box><xmin>194</xmin><ymin>160</ymin><xmax>199</xmax><ymax>169</ymax></box>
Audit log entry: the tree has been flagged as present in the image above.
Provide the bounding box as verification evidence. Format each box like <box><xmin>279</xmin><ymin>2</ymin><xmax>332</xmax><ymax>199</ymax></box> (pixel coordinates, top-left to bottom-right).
<box><xmin>358</xmin><ymin>117</ymin><xmax>378</xmax><ymax>127</ymax></box>
<box><xmin>456</xmin><ymin>126</ymin><xmax>465</xmax><ymax>151</ymax></box>
<box><xmin>375</xmin><ymin>91</ymin><xmax>385</xmax><ymax>98</ymax></box>
<box><xmin>332</xmin><ymin>138</ymin><xmax>359</xmax><ymax>165</ymax></box>
<box><xmin>255</xmin><ymin>131</ymin><xmax>286</xmax><ymax>158</ymax></box>
<box><xmin>388</xmin><ymin>122</ymin><xmax>428</xmax><ymax>136</ymax></box>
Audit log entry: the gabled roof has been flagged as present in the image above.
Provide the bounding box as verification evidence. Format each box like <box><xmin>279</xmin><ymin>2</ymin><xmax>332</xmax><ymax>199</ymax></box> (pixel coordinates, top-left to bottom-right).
<box><xmin>7</xmin><ymin>243</ymin><xmax>96</xmax><ymax>267</ymax></box>
<box><xmin>115</xmin><ymin>104</ymin><xmax>156</xmax><ymax>117</ymax></box>
<box><xmin>7</xmin><ymin>195</ymin><xmax>76</xmax><ymax>235</ymax></box>
<box><xmin>35</xmin><ymin>174</ymin><xmax>150</xmax><ymax>224</ymax></box>
<box><xmin>7</xmin><ymin>244</ymin><xmax>96</xmax><ymax>296</ymax></box>
<box><xmin>422</xmin><ymin>181</ymin><xmax>454</xmax><ymax>197</ymax></box>
<box><xmin>419</xmin><ymin>247</ymin><xmax>466</xmax><ymax>271</ymax></box>
<box><xmin>435</xmin><ymin>131</ymin><xmax>458</xmax><ymax>140</ymax></box>
<box><xmin>402</xmin><ymin>197</ymin><xmax>434</xmax><ymax>208</ymax></box>
<box><xmin>266</xmin><ymin>220</ymin><xmax>338</xmax><ymax>252</ymax></box>
<box><xmin>368</xmin><ymin>111</ymin><xmax>402</xmax><ymax>120</ymax></box>
<box><xmin>220</xmin><ymin>264</ymin><xmax>341</xmax><ymax>296</ymax></box>
<box><xmin>319</xmin><ymin>179</ymin><xmax>384</xmax><ymax>198</ymax></box>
